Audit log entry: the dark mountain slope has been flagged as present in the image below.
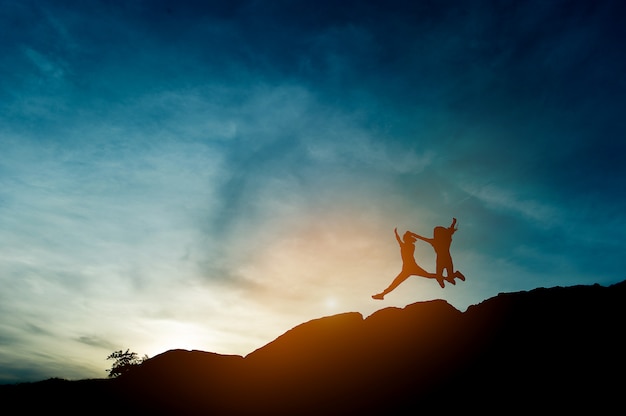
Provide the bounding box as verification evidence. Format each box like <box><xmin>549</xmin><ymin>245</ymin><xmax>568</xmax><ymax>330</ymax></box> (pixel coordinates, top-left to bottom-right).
<box><xmin>2</xmin><ymin>280</ymin><xmax>625</xmax><ymax>414</ymax></box>
<box><xmin>458</xmin><ymin>282</ymin><xmax>626</xmax><ymax>409</ymax></box>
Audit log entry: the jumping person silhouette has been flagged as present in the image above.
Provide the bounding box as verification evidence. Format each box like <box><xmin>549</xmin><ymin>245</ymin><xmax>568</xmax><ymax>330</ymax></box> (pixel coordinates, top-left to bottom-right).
<box><xmin>371</xmin><ymin>228</ymin><xmax>443</xmax><ymax>300</ymax></box>
<box><xmin>413</xmin><ymin>217</ymin><xmax>465</xmax><ymax>286</ymax></box>
<box><xmin>372</xmin><ymin>218</ymin><xmax>465</xmax><ymax>300</ymax></box>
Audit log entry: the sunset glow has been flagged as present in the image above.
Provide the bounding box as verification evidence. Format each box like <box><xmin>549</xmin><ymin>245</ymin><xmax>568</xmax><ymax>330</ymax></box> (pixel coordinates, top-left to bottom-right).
<box><xmin>1</xmin><ymin>0</ymin><xmax>625</xmax><ymax>383</ymax></box>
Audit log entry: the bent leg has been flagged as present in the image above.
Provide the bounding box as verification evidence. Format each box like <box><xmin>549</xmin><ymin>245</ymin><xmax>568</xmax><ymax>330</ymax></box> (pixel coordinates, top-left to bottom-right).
<box><xmin>443</xmin><ymin>267</ymin><xmax>456</xmax><ymax>285</ymax></box>
<box><xmin>430</xmin><ymin>263</ymin><xmax>446</xmax><ymax>288</ymax></box>
<box><xmin>444</xmin><ymin>258</ymin><xmax>465</xmax><ymax>282</ymax></box>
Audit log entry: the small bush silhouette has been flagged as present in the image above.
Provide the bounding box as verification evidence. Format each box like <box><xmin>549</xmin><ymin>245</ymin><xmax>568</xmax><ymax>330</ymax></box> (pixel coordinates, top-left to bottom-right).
<box><xmin>106</xmin><ymin>349</ymin><xmax>148</xmax><ymax>378</ymax></box>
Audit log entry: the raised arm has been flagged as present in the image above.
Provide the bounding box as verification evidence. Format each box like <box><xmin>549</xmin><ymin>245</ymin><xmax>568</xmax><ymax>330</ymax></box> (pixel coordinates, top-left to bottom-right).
<box><xmin>394</xmin><ymin>227</ymin><xmax>402</xmax><ymax>245</ymax></box>
<box><xmin>449</xmin><ymin>218</ymin><xmax>458</xmax><ymax>234</ymax></box>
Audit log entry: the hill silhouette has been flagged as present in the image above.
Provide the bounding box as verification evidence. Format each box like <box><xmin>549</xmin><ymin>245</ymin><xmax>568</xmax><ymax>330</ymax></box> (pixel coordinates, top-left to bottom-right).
<box><xmin>2</xmin><ymin>280</ymin><xmax>625</xmax><ymax>414</ymax></box>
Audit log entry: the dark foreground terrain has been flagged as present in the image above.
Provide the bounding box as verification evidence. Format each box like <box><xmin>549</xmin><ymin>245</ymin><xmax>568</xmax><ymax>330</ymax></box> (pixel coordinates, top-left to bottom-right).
<box><xmin>2</xmin><ymin>280</ymin><xmax>625</xmax><ymax>414</ymax></box>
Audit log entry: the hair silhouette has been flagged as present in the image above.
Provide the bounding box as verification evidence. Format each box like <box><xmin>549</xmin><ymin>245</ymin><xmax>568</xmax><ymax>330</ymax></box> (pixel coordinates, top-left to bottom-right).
<box><xmin>372</xmin><ymin>218</ymin><xmax>465</xmax><ymax>300</ymax></box>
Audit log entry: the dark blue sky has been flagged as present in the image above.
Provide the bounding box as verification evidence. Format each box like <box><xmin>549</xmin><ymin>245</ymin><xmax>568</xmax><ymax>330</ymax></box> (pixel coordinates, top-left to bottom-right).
<box><xmin>1</xmin><ymin>0</ymin><xmax>625</xmax><ymax>383</ymax></box>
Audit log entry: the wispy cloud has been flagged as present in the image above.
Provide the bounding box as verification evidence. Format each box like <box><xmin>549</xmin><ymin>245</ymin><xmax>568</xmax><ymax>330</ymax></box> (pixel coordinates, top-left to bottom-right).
<box><xmin>75</xmin><ymin>335</ymin><xmax>117</xmax><ymax>350</ymax></box>
<box><xmin>459</xmin><ymin>182</ymin><xmax>560</xmax><ymax>227</ymax></box>
<box><xmin>22</xmin><ymin>47</ymin><xmax>66</xmax><ymax>80</ymax></box>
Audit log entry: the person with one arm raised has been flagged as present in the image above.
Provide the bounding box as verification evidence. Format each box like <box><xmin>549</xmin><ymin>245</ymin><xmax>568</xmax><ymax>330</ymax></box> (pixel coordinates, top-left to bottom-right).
<box><xmin>372</xmin><ymin>227</ymin><xmax>443</xmax><ymax>300</ymax></box>
<box><xmin>413</xmin><ymin>218</ymin><xmax>465</xmax><ymax>287</ymax></box>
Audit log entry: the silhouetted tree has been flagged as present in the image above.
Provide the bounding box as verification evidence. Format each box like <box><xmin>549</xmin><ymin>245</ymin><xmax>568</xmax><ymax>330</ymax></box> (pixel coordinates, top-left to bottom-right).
<box><xmin>106</xmin><ymin>349</ymin><xmax>148</xmax><ymax>378</ymax></box>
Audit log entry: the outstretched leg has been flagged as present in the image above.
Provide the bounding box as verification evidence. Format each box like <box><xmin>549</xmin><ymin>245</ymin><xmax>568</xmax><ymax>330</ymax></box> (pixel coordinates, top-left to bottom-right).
<box><xmin>372</xmin><ymin>271</ymin><xmax>411</xmax><ymax>300</ymax></box>
<box><xmin>415</xmin><ymin>270</ymin><xmax>445</xmax><ymax>288</ymax></box>
<box><xmin>410</xmin><ymin>264</ymin><xmax>445</xmax><ymax>289</ymax></box>
<box><xmin>453</xmin><ymin>270</ymin><xmax>465</xmax><ymax>281</ymax></box>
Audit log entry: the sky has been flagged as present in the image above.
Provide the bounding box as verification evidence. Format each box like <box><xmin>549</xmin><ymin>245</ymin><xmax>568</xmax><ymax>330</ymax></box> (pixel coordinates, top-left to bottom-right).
<box><xmin>1</xmin><ymin>0</ymin><xmax>625</xmax><ymax>383</ymax></box>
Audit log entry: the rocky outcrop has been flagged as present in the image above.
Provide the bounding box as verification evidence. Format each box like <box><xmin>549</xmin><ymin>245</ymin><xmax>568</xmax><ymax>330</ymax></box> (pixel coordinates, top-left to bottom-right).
<box><xmin>4</xmin><ymin>280</ymin><xmax>625</xmax><ymax>415</ymax></box>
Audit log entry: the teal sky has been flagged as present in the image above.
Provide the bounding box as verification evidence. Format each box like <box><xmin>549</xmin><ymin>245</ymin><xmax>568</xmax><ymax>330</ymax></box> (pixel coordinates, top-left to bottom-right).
<box><xmin>1</xmin><ymin>0</ymin><xmax>625</xmax><ymax>383</ymax></box>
